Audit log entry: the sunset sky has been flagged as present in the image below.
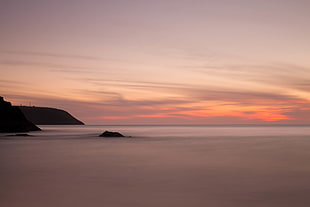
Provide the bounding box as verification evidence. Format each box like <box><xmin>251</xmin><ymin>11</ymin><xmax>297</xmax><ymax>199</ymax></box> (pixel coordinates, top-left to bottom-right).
<box><xmin>1</xmin><ymin>0</ymin><xmax>310</xmax><ymax>124</ymax></box>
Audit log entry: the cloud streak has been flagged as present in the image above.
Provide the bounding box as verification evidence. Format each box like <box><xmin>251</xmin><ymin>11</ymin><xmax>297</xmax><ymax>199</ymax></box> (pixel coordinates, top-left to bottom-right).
<box><xmin>1</xmin><ymin>50</ymin><xmax>103</xmax><ymax>60</ymax></box>
<box><xmin>0</xmin><ymin>59</ymin><xmax>101</xmax><ymax>72</ymax></box>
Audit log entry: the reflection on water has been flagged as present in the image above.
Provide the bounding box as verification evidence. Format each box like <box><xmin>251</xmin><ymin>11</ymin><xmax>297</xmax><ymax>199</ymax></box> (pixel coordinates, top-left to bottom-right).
<box><xmin>1</xmin><ymin>125</ymin><xmax>310</xmax><ymax>207</ymax></box>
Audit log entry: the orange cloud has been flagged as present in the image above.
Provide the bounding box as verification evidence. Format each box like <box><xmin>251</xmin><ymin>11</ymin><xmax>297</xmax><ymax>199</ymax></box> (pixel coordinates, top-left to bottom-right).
<box><xmin>145</xmin><ymin>103</ymin><xmax>294</xmax><ymax>122</ymax></box>
<box><xmin>245</xmin><ymin>112</ymin><xmax>292</xmax><ymax>121</ymax></box>
<box><xmin>99</xmin><ymin>116</ymin><xmax>129</xmax><ymax>120</ymax></box>
<box><xmin>135</xmin><ymin>114</ymin><xmax>178</xmax><ymax>118</ymax></box>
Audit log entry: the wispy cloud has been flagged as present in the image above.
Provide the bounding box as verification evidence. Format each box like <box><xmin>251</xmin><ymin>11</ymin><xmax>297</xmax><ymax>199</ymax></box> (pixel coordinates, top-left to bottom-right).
<box><xmin>70</xmin><ymin>76</ymin><xmax>307</xmax><ymax>104</ymax></box>
<box><xmin>0</xmin><ymin>59</ymin><xmax>98</xmax><ymax>71</ymax></box>
<box><xmin>2</xmin><ymin>48</ymin><xmax>309</xmax><ymax>124</ymax></box>
<box><xmin>0</xmin><ymin>79</ymin><xmax>26</xmax><ymax>85</ymax></box>
<box><xmin>1</xmin><ymin>50</ymin><xmax>103</xmax><ymax>60</ymax></box>
<box><xmin>186</xmin><ymin>63</ymin><xmax>310</xmax><ymax>88</ymax></box>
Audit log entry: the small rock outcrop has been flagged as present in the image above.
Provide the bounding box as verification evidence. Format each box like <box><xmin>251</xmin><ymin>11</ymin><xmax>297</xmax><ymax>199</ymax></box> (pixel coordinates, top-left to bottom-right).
<box><xmin>7</xmin><ymin>133</ymin><xmax>33</xmax><ymax>137</ymax></box>
<box><xmin>99</xmin><ymin>131</ymin><xmax>125</xmax><ymax>137</ymax></box>
<box><xmin>0</xmin><ymin>97</ymin><xmax>41</xmax><ymax>133</ymax></box>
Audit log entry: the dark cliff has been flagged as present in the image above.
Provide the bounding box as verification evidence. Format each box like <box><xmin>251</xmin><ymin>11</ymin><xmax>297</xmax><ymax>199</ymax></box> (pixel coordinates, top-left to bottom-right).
<box><xmin>0</xmin><ymin>97</ymin><xmax>41</xmax><ymax>132</ymax></box>
<box><xmin>19</xmin><ymin>106</ymin><xmax>84</xmax><ymax>125</ymax></box>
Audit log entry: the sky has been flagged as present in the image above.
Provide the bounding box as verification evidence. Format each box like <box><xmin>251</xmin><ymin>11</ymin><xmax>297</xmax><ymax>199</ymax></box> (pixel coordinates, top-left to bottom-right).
<box><xmin>1</xmin><ymin>0</ymin><xmax>310</xmax><ymax>125</ymax></box>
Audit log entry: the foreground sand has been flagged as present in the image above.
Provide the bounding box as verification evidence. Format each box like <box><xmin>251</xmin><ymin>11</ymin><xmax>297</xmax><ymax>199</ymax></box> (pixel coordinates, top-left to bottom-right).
<box><xmin>1</xmin><ymin>135</ymin><xmax>310</xmax><ymax>207</ymax></box>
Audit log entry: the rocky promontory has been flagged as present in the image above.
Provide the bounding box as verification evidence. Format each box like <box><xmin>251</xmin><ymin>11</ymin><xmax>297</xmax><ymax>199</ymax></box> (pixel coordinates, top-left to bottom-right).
<box><xmin>0</xmin><ymin>97</ymin><xmax>41</xmax><ymax>133</ymax></box>
<box><xmin>19</xmin><ymin>106</ymin><xmax>84</xmax><ymax>125</ymax></box>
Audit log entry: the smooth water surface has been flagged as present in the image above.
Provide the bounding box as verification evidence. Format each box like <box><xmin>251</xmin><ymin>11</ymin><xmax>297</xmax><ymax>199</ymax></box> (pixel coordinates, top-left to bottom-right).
<box><xmin>1</xmin><ymin>125</ymin><xmax>310</xmax><ymax>207</ymax></box>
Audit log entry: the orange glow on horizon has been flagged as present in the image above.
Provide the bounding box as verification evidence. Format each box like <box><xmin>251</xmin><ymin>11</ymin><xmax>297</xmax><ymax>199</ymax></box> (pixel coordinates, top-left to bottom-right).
<box><xmin>174</xmin><ymin>109</ymin><xmax>292</xmax><ymax>121</ymax></box>
<box><xmin>135</xmin><ymin>114</ymin><xmax>178</xmax><ymax>118</ymax></box>
<box><xmin>98</xmin><ymin>116</ymin><xmax>130</xmax><ymax>120</ymax></box>
<box><xmin>93</xmin><ymin>105</ymin><xmax>293</xmax><ymax>122</ymax></box>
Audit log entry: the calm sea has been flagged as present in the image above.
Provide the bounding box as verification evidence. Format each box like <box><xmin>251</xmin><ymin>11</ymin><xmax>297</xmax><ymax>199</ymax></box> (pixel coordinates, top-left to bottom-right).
<box><xmin>1</xmin><ymin>125</ymin><xmax>310</xmax><ymax>207</ymax></box>
<box><xmin>8</xmin><ymin>124</ymin><xmax>310</xmax><ymax>138</ymax></box>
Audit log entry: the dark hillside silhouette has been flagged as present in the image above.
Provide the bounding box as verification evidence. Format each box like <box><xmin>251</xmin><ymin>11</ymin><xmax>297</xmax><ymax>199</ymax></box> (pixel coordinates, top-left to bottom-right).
<box><xmin>19</xmin><ymin>106</ymin><xmax>84</xmax><ymax>125</ymax></box>
<box><xmin>0</xmin><ymin>97</ymin><xmax>41</xmax><ymax>132</ymax></box>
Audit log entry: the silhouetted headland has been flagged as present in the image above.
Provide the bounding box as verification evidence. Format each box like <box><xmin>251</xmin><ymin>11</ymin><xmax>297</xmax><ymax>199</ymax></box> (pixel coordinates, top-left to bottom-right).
<box><xmin>19</xmin><ymin>106</ymin><xmax>84</xmax><ymax>125</ymax></box>
<box><xmin>0</xmin><ymin>97</ymin><xmax>41</xmax><ymax>132</ymax></box>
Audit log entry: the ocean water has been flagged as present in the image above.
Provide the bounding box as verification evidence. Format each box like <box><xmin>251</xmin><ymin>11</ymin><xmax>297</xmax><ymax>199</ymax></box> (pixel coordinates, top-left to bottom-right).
<box><xmin>1</xmin><ymin>125</ymin><xmax>310</xmax><ymax>207</ymax></box>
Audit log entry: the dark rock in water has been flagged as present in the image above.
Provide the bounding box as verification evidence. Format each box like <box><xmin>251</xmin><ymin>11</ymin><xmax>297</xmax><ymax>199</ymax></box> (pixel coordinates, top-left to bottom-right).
<box><xmin>0</xmin><ymin>96</ymin><xmax>41</xmax><ymax>133</ymax></box>
<box><xmin>19</xmin><ymin>106</ymin><xmax>84</xmax><ymax>125</ymax></box>
<box><xmin>7</xmin><ymin>133</ymin><xmax>33</xmax><ymax>137</ymax></box>
<box><xmin>99</xmin><ymin>131</ymin><xmax>125</xmax><ymax>137</ymax></box>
